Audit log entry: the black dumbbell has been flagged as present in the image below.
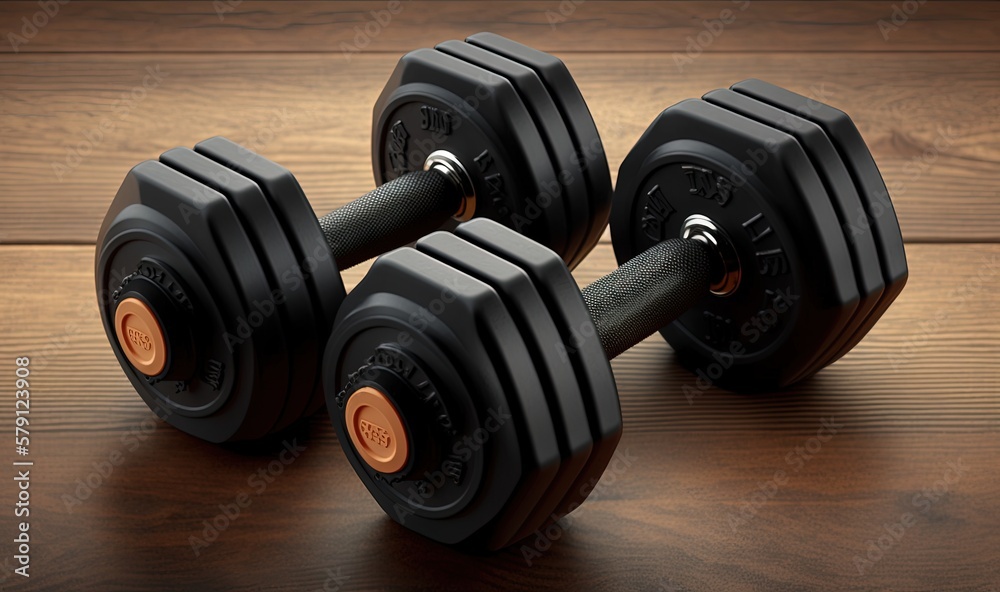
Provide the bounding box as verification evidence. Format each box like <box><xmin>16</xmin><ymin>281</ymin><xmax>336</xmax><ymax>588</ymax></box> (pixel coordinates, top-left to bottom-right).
<box><xmin>95</xmin><ymin>33</ymin><xmax>612</xmax><ymax>443</ymax></box>
<box><xmin>323</xmin><ymin>80</ymin><xmax>907</xmax><ymax>550</ymax></box>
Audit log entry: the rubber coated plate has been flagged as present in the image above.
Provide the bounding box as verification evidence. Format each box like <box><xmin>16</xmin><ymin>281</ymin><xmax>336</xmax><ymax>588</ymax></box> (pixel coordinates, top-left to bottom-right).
<box><xmin>702</xmin><ymin>89</ymin><xmax>886</xmax><ymax>382</ymax></box>
<box><xmin>610</xmin><ymin>99</ymin><xmax>860</xmax><ymax>389</ymax></box>
<box><xmin>96</xmin><ymin>162</ymin><xmax>286</xmax><ymax>442</ymax></box>
<box><xmin>455</xmin><ymin>218</ymin><xmax>622</xmax><ymax>519</ymax></box>
<box><xmin>467</xmin><ymin>32</ymin><xmax>613</xmax><ymax>264</ymax></box>
<box><xmin>324</xmin><ymin>247</ymin><xmax>560</xmax><ymax>549</ymax></box>
<box><xmin>159</xmin><ymin>148</ymin><xmax>310</xmax><ymax>433</ymax></box>
<box><xmin>415</xmin><ymin>231</ymin><xmax>593</xmax><ymax>544</ymax></box>
<box><xmin>372</xmin><ymin>48</ymin><xmax>570</xmax><ymax>263</ymax></box>
<box><xmin>406</xmin><ymin>252</ymin><xmax>559</xmax><ymax>550</ymax></box>
<box><xmin>195</xmin><ymin>137</ymin><xmax>345</xmax><ymax>417</ymax></box>
<box><xmin>435</xmin><ymin>40</ymin><xmax>589</xmax><ymax>268</ymax></box>
<box><xmin>732</xmin><ymin>79</ymin><xmax>908</xmax><ymax>367</ymax></box>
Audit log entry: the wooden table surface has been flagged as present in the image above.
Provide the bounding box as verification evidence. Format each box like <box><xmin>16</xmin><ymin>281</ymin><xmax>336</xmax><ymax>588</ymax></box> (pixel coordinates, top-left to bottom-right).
<box><xmin>1</xmin><ymin>2</ymin><xmax>998</xmax><ymax>591</ymax></box>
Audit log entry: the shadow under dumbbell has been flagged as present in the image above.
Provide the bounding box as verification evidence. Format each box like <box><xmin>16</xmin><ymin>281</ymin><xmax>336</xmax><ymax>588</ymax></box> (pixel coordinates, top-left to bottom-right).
<box><xmin>350</xmin><ymin>514</ymin><xmax>631</xmax><ymax>589</ymax></box>
<box><xmin>219</xmin><ymin>414</ymin><xmax>316</xmax><ymax>457</ymax></box>
<box><xmin>612</xmin><ymin>337</ymin><xmax>868</xmax><ymax>435</ymax></box>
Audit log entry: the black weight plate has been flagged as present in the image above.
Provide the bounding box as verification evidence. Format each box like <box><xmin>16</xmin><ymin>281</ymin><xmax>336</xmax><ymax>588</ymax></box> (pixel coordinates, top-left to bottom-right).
<box><xmin>702</xmin><ymin>89</ymin><xmax>886</xmax><ymax>383</ymax></box>
<box><xmin>324</xmin><ymin>248</ymin><xmax>560</xmax><ymax>549</ymax></box>
<box><xmin>372</xmin><ymin>48</ymin><xmax>570</xmax><ymax>263</ymax></box>
<box><xmin>467</xmin><ymin>32</ymin><xmax>613</xmax><ymax>265</ymax></box>
<box><xmin>159</xmin><ymin>147</ymin><xmax>312</xmax><ymax>433</ymax></box>
<box><xmin>96</xmin><ymin>161</ymin><xmax>287</xmax><ymax>442</ymax></box>
<box><xmin>455</xmin><ymin>218</ymin><xmax>622</xmax><ymax>520</ymax></box>
<box><xmin>415</xmin><ymin>231</ymin><xmax>593</xmax><ymax>544</ymax></box>
<box><xmin>732</xmin><ymin>79</ymin><xmax>908</xmax><ymax>366</ymax></box>
<box><xmin>194</xmin><ymin>137</ymin><xmax>345</xmax><ymax>417</ymax></box>
<box><xmin>610</xmin><ymin>99</ymin><xmax>860</xmax><ymax>389</ymax></box>
<box><xmin>435</xmin><ymin>39</ymin><xmax>589</xmax><ymax>269</ymax></box>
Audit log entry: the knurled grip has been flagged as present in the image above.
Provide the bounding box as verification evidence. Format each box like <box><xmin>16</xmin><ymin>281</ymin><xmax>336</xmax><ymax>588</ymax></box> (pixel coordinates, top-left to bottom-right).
<box><xmin>582</xmin><ymin>238</ymin><xmax>712</xmax><ymax>360</ymax></box>
<box><xmin>318</xmin><ymin>170</ymin><xmax>464</xmax><ymax>270</ymax></box>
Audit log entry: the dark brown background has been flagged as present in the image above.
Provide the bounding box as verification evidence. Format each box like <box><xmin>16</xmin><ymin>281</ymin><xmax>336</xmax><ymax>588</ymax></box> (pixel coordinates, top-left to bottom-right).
<box><xmin>0</xmin><ymin>2</ymin><xmax>998</xmax><ymax>591</ymax></box>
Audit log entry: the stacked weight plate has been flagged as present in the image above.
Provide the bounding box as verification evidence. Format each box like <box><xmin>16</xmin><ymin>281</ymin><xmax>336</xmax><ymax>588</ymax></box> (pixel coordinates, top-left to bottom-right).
<box><xmin>721</xmin><ymin>80</ymin><xmax>908</xmax><ymax>380</ymax></box>
<box><xmin>191</xmin><ymin>138</ymin><xmax>348</xmax><ymax>420</ymax></box>
<box><xmin>372</xmin><ymin>33</ymin><xmax>612</xmax><ymax>269</ymax></box>
<box><xmin>452</xmin><ymin>219</ymin><xmax>623</xmax><ymax>544</ymax></box>
<box><xmin>96</xmin><ymin>138</ymin><xmax>342</xmax><ymax>442</ymax></box>
<box><xmin>325</xmin><ymin>218</ymin><xmax>622</xmax><ymax>550</ymax></box>
<box><xmin>700</xmin><ymin>80</ymin><xmax>908</xmax><ymax>383</ymax></box>
<box><xmin>610</xmin><ymin>80</ymin><xmax>907</xmax><ymax>389</ymax></box>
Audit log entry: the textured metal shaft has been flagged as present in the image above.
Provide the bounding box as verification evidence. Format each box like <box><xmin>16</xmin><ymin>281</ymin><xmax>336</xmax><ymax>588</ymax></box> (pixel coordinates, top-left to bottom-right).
<box><xmin>582</xmin><ymin>238</ymin><xmax>712</xmax><ymax>360</ymax></box>
<box><xmin>318</xmin><ymin>170</ymin><xmax>463</xmax><ymax>270</ymax></box>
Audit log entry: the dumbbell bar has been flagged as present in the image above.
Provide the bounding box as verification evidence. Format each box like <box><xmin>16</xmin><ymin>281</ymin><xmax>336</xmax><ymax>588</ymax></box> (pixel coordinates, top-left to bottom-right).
<box><xmin>96</xmin><ymin>33</ymin><xmax>612</xmax><ymax>443</ymax></box>
<box><xmin>324</xmin><ymin>80</ymin><xmax>907</xmax><ymax>550</ymax></box>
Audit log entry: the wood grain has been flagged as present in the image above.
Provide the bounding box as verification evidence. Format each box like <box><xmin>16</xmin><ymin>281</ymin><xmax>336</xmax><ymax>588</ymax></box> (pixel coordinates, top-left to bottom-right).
<box><xmin>1</xmin><ymin>52</ymin><xmax>998</xmax><ymax>244</ymax></box>
<box><xmin>1</xmin><ymin>1</ymin><xmax>998</xmax><ymax>54</ymax></box>
<box><xmin>6</xmin><ymin>429</ymin><xmax>1000</xmax><ymax>591</ymax></box>
<box><xmin>0</xmin><ymin>243</ymin><xmax>998</xmax><ymax>591</ymax></box>
<box><xmin>1</xmin><ymin>2</ymin><xmax>998</xmax><ymax>591</ymax></box>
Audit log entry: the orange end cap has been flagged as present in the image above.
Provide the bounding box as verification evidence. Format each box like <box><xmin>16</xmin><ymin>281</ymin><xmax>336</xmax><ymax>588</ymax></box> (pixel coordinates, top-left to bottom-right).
<box><xmin>114</xmin><ymin>297</ymin><xmax>167</xmax><ymax>376</ymax></box>
<box><xmin>345</xmin><ymin>386</ymin><xmax>409</xmax><ymax>474</ymax></box>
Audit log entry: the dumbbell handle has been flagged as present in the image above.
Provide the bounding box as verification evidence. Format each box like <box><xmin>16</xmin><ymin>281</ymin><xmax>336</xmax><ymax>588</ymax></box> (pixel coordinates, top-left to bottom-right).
<box><xmin>318</xmin><ymin>169</ymin><xmax>465</xmax><ymax>270</ymax></box>
<box><xmin>582</xmin><ymin>238</ymin><xmax>712</xmax><ymax>360</ymax></box>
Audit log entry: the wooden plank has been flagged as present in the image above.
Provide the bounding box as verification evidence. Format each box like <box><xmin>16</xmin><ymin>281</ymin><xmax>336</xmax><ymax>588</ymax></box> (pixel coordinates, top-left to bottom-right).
<box><xmin>1</xmin><ymin>243</ymin><xmax>997</xmax><ymax>433</ymax></box>
<box><xmin>1</xmin><ymin>1</ymin><xmax>998</xmax><ymax>54</ymax></box>
<box><xmin>2</xmin><ymin>427</ymin><xmax>997</xmax><ymax>590</ymax></box>
<box><xmin>0</xmin><ymin>244</ymin><xmax>997</xmax><ymax>589</ymax></box>
<box><xmin>1</xmin><ymin>52</ymin><xmax>998</xmax><ymax>244</ymax></box>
